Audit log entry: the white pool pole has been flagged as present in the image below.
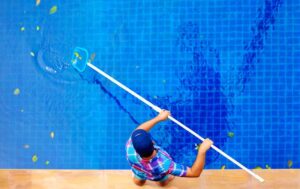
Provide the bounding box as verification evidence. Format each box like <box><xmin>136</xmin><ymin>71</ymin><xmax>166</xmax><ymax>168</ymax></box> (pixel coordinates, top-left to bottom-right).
<box><xmin>86</xmin><ymin>62</ymin><xmax>264</xmax><ymax>182</ymax></box>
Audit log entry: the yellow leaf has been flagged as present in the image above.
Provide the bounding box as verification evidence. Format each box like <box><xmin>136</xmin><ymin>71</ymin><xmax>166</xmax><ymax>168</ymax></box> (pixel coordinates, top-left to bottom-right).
<box><xmin>90</xmin><ymin>52</ymin><xmax>96</xmax><ymax>62</ymax></box>
<box><xmin>32</xmin><ymin>155</ymin><xmax>38</xmax><ymax>163</ymax></box>
<box><xmin>50</xmin><ymin>131</ymin><xmax>55</xmax><ymax>139</ymax></box>
<box><xmin>14</xmin><ymin>88</ymin><xmax>20</xmax><ymax>95</ymax></box>
<box><xmin>288</xmin><ymin>160</ymin><xmax>293</xmax><ymax>168</ymax></box>
<box><xmin>254</xmin><ymin>166</ymin><xmax>262</xmax><ymax>170</ymax></box>
<box><xmin>49</xmin><ymin>6</ymin><xmax>57</xmax><ymax>14</ymax></box>
<box><xmin>45</xmin><ymin>161</ymin><xmax>50</xmax><ymax>165</ymax></box>
<box><xmin>221</xmin><ymin>165</ymin><xmax>226</xmax><ymax>170</ymax></box>
<box><xmin>36</xmin><ymin>0</ymin><xmax>40</xmax><ymax>6</ymax></box>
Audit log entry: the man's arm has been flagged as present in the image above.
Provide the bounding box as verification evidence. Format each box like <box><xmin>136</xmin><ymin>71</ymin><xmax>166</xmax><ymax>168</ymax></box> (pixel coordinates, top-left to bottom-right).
<box><xmin>185</xmin><ymin>139</ymin><xmax>213</xmax><ymax>177</ymax></box>
<box><xmin>135</xmin><ymin>110</ymin><xmax>170</xmax><ymax>131</ymax></box>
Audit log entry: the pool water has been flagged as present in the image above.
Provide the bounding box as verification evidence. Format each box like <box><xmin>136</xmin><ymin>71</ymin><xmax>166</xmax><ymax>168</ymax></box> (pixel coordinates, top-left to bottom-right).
<box><xmin>0</xmin><ymin>0</ymin><xmax>299</xmax><ymax>169</ymax></box>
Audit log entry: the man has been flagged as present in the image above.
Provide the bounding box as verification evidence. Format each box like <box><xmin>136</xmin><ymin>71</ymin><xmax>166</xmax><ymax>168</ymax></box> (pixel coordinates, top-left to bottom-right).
<box><xmin>126</xmin><ymin>110</ymin><xmax>213</xmax><ymax>186</ymax></box>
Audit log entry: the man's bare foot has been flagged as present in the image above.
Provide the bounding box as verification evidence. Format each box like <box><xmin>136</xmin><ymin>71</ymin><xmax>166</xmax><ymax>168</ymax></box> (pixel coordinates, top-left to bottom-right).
<box><xmin>158</xmin><ymin>175</ymin><xmax>175</xmax><ymax>187</ymax></box>
<box><xmin>133</xmin><ymin>177</ymin><xmax>146</xmax><ymax>186</ymax></box>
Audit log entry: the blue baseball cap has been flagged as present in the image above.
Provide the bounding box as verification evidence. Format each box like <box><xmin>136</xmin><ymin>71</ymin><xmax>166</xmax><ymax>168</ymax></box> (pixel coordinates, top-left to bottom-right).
<box><xmin>131</xmin><ymin>129</ymin><xmax>154</xmax><ymax>158</ymax></box>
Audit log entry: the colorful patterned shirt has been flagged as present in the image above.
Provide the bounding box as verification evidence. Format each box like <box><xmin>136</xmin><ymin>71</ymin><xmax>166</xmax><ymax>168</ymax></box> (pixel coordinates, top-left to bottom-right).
<box><xmin>126</xmin><ymin>138</ymin><xmax>188</xmax><ymax>181</ymax></box>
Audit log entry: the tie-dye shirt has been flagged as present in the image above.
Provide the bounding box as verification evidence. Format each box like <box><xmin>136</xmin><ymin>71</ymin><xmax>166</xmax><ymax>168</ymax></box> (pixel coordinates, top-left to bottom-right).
<box><xmin>126</xmin><ymin>138</ymin><xmax>188</xmax><ymax>181</ymax></box>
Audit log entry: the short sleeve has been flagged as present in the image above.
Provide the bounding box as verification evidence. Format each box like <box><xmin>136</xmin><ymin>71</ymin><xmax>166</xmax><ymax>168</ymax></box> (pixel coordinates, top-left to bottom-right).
<box><xmin>131</xmin><ymin>168</ymin><xmax>147</xmax><ymax>180</ymax></box>
<box><xmin>169</xmin><ymin>162</ymin><xmax>188</xmax><ymax>177</ymax></box>
<box><xmin>126</xmin><ymin>138</ymin><xmax>139</xmax><ymax>164</ymax></box>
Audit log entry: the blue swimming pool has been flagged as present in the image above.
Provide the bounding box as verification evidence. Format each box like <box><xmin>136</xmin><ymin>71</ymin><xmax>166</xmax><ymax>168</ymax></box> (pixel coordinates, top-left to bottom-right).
<box><xmin>0</xmin><ymin>0</ymin><xmax>299</xmax><ymax>170</ymax></box>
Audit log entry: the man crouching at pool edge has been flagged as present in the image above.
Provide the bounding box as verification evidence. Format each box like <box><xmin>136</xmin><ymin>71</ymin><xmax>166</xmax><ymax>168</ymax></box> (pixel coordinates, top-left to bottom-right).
<box><xmin>126</xmin><ymin>110</ymin><xmax>213</xmax><ymax>186</ymax></box>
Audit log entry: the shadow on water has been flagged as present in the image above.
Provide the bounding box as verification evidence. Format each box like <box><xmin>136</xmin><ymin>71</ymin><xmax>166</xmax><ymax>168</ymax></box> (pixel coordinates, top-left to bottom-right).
<box><xmin>77</xmin><ymin>0</ymin><xmax>284</xmax><ymax>166</ymax></box>
<box><xmin>144</xmin><ymin>22</ymin><xmax>229</xmax><ymax>166</ymax></box>
<box><xmin>236</xmin><ymin>0</ymin><xmax>283</xmax><ymax>95</ymax></box>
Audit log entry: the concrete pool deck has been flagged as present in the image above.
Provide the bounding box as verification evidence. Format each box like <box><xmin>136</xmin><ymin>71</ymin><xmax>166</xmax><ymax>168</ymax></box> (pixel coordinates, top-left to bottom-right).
<box><xmin>0</xmin><ymin>169</ymin><xmax>299</xmax><ymax>189</ymax></box>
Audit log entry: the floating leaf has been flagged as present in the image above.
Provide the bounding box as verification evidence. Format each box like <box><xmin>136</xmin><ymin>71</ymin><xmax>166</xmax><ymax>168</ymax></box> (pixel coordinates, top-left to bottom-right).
<box><xmin>221</xmin><ymin>165</ymin><xmax>226</xmax><ymax>170</ymax></box>
<box><xmin>49</xmin><ymin>6</ymin><xmax>57</xmax><ymax>14</ymax></box>
<box><xmin>194</xmin><ymin>143</ymin><xmax>200</xmax><ymax>150</ymax></box>
<box><xmin>162</xmin><ymin>79</ymin><xmax>166</xmax><ymax>83</ymax></box>
<box><xmin>14</xmin><ymin>88</ymin><xmax>20</xmax><ymax>95</ymax></box>
<box><xmin>20</xmin><ymin>109</ymin><xmax>24</xmax><ymax>112</ymax></box>
<box><xmin>254</xmin><ymin>166</ymin><xmax>262</xmax><ymax>170</ymax></box>
<box><xmin>20</xmin><ymin>27</ymin><xmax>25</xmax><ymax>31</ymax></box>
<box><xmin>32</xmin><ymin>155</ymin><xmax>38</xmax><ymax>163</ymax></box>
<box><xmin>23</xmin><ymin>144</ymin><xmax>30</xmax><ymax>149</ymax></box>
<box><xmin>90</xmin><ymin>52</ymin><xmax>96</xmax><ymax>62</ymax></box>
<box><xmin>30</xmin><ymin>52</ymin><xmax>35</xmax><ymax>57</ymax></box>
<box><xmin>36</xmin><ymin>26</ymin><xmax>40</xmax><ymax>31</ymax></box>
<box><xmin>227</xmin><ymin>132</ymin><xmax>234</xmax><ymax>138</ymax></box>
<box><xmin>288</xmin><ymin>160</ymin><xmax>293</xmax><ymax>168</ymax></box>
<box><xmin>45</xmin><ymin>161</ymin><xmax>50</xmax><ymax>165</ymax></box>
<box><xmin>36</xmin><ymin>0</ymin><xmax>40</xmax><ymax>6</ymax></box>
<box><xmin>74</xmin><ymin>52</ymin><xmax>82</xmax><ymax>60</ymax></box>
<box><xmin>265</xmin><ymin>165</ymin><xmax>271</xmax><ymax>169</ymax></box>
<box><xmin>50</xmin><ymin>131</ymin><xmax>55</xmax><ymax>139</ymax></box>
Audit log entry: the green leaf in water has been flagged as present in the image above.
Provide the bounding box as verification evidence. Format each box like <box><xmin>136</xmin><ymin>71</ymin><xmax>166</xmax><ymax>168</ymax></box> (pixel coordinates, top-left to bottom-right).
<box><xmin>288</xmin><ymin>160</ymin><xmax>293</xmax><ymax>168</ymax></box>
<box><xmin>265</xmin><ymin>164</ymin><xmax>271</xmax><ymax>169</ymax></box>
<box><xmin>221</xmin><ymin>165</ymin><xmax>226</xmax><ymax>170</ymax></box>
<box><xmin>32</xmin><ymin>155</ymin><xmax>38</xmax><ymax>163</ymax></box>
<box><xmin>49</xmin><ymin>6</ymin><xmax>58</xmax><ymax>14</ymax></box>
<box><xmin>227</xmin><ymin>132</ymin><xmax>234</xmax><ymax>138</ymax></box>
<box><xmin>194</xmin><ymin>143</ymin><xmax>200</xmax><ymax>150</ymax></box>
<box><xmin>14</xmin><ymin>88</ymin><xmax>20</xmax><ymax>95</ymax></box>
